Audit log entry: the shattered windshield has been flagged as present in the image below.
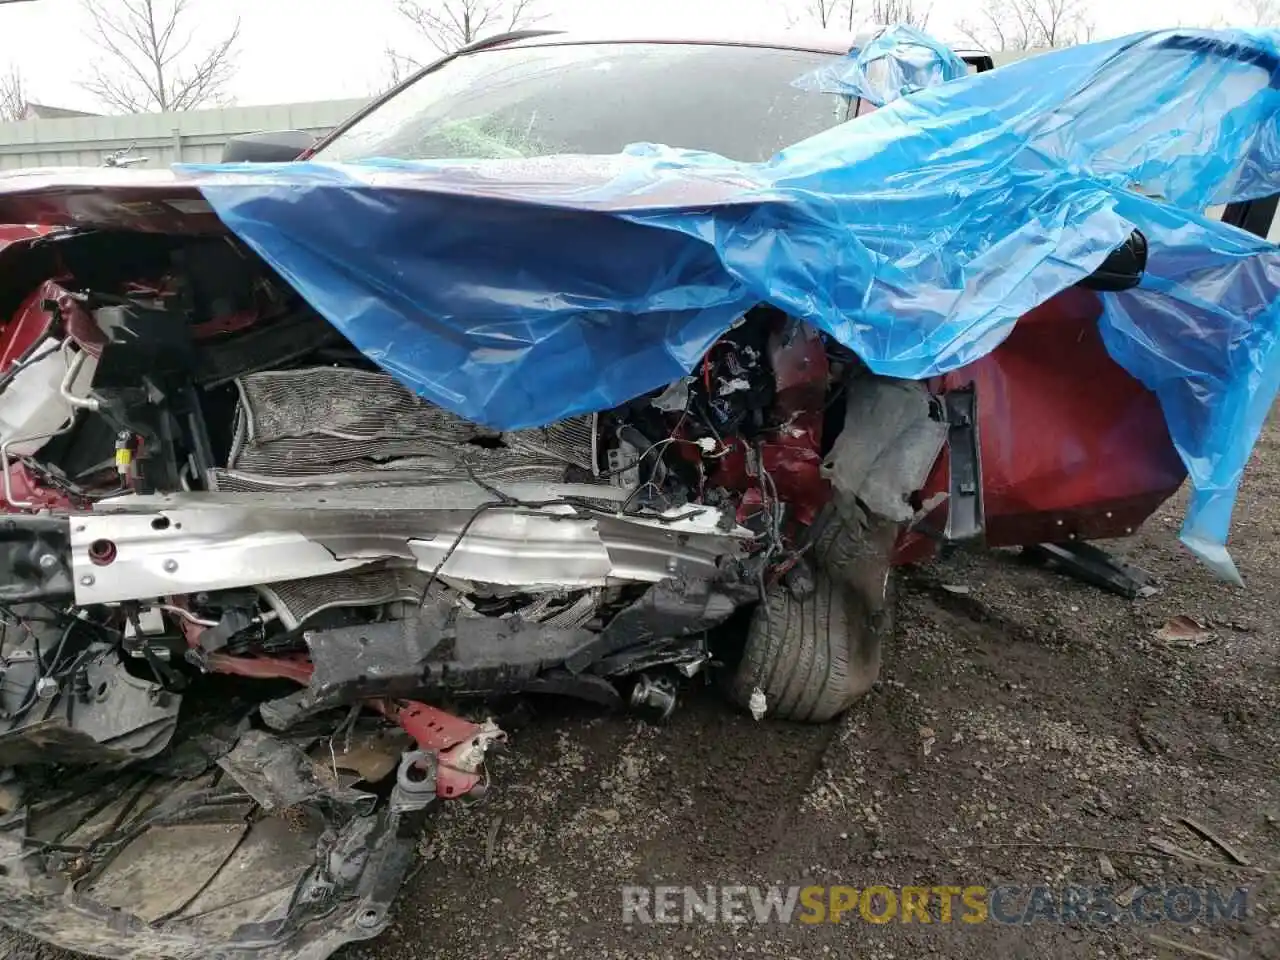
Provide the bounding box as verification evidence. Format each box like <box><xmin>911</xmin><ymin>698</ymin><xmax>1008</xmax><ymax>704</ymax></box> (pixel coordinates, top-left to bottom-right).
<box><xmin>316</xmin><ymin>42</ymin><xmax>852</xmax><ymax>163</ymax></box>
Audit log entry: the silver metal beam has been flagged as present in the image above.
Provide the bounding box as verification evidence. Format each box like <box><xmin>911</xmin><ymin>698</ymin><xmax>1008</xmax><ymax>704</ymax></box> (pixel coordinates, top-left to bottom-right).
<box><xmin>71</xmin><ymin>484</ymin><xmax>749</xmax><ymax>604</ymax></box>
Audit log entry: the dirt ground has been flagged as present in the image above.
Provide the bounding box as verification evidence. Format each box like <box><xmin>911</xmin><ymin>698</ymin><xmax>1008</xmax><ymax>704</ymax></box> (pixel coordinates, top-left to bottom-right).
<box><xmin>5</xmin><ymin>426</ymin><xmax>1280</xmax><ymax>960</ymax></box>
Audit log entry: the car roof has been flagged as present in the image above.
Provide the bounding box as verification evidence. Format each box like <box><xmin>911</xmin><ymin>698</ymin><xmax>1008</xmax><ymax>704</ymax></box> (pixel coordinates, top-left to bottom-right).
<box><xmin>492</xmin><ymin>28</ymin><xmax>990</xmax><ymax>61</ymax></box>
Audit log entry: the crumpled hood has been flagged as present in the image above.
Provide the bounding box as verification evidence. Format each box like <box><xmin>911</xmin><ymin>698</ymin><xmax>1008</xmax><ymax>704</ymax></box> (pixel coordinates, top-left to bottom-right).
<box><xmin>2</xmin><ymin>28</ymin><xmax>1280</xmax><ymax>582</ymax></box>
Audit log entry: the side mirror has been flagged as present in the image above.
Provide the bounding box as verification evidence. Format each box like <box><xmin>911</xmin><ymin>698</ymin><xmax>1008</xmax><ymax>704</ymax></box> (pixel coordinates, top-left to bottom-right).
<box><xmin>1079</xmin><ymin>229</ymin><xmax>1148</xmax><ymax>292</ymax></box>
<box><xmin>221</xmin><ymin>130</ymin><xmax>317</xmax><ymax>163</ymax></box>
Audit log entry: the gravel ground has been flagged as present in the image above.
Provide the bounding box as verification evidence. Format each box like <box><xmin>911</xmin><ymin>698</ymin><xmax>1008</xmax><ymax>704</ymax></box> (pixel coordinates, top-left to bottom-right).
<box><xmin>5</xmin><ymin>425</ymin><xmax>1280</xmax><ymax>960</ymax></box>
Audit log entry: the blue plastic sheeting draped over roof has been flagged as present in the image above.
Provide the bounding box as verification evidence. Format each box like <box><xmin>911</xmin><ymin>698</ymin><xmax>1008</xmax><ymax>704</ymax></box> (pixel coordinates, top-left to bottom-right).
<box><xmin>790</xmin><ymin>24</ymin><xmax>969</xmax><ymax>105</ymax></box>
<box><xmin>181</xmin><ymin>29</ymin><xmax>1280</xmax><ymax>582</ymax></box>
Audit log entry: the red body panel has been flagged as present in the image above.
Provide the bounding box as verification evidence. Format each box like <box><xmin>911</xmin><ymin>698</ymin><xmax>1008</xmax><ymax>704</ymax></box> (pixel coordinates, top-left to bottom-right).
<box><xmin>0</xmin><ymin>282</ymin><xmax>57</xmax><ymax>369</ymax></box>
<box><xmin>0</xmin><ymin>225</ymin><xmax>48</xmax><ymax>251</ymax></box>
<box><xmin>894</xmin><ymin>287</ymin><xmax>1185</xmax><ymax>562</ymax></box>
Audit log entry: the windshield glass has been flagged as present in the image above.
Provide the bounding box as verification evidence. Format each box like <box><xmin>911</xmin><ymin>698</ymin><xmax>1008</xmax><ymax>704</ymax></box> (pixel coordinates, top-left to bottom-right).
<box><xmin>316</xmin><ymin>43</ymin><xmax>852</xmax><ymax>163</ymax></box>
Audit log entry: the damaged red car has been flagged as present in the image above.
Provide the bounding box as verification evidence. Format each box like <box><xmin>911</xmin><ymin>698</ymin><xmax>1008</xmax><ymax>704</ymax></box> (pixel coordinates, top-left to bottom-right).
<box><xmin>0</xmin><ymin>28</ymin><xmax>1267</xmax><ymax>960</ymax></box>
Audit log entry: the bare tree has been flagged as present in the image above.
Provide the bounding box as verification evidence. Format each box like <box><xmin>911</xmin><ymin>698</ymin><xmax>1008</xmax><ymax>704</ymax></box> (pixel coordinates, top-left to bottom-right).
<box><xmin>793</xmin><ymin>0</ymin><xmax>931</xmax><ymax>29</ymax></box>
<box><xmin>1238</xmin><ymin>0</ymin><xmax>1280</xmax><ymax>24</ymax></box>
<box><xmin>957</xmin><ymin>0</ymin><xmax>1094</xmax><ymax>51</ymax></box>
<box><xmin>379</xmin><ymin>47</ymin><xmax>419</xmax><ymax>93</ymax></box>
<box><xmin>857</xmin><ymin>1</ymin><xmax>931</xmax><ymax>29</ymax></box>
<box><xmin>0</xmin><ymin>65</ymin><xmax>26</xmax><ymax>122</ymax></box>
<box><xmin>394</xmin><ymin>0</ymin><xmax>541</xmax><ymax>59</ymax></box>
<box><xmin>790</xmin><ymin>0</ymin><xmax>845</xmax><ymax>27</ymax></box>
<box><xmin>79</xmin><ymin>0</ymin><xmax>241</xmax><ymax>113</ymax></box>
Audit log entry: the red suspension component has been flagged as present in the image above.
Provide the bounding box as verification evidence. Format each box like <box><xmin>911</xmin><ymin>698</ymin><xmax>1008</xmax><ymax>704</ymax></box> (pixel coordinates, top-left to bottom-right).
<box><xmin>375</xmin><ymin>700</ymin><xmax>507</xmax><ymax>799</ymax></box>
<box><xmin>201</xmin><ymin>649</ymin><xmax>500</xmax><ymax>799</ymax></box>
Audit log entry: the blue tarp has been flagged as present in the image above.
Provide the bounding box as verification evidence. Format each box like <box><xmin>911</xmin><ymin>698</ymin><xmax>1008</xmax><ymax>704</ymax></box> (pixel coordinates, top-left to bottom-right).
<box><xmin>791</xmin><ymin>24</ymin><xmax>969</xmax><ymax>105</ymax></box>
<box><xmin>180</xmin><ymin>29</ymin><xmax>1280</xmax><ymax>583</ymax></box>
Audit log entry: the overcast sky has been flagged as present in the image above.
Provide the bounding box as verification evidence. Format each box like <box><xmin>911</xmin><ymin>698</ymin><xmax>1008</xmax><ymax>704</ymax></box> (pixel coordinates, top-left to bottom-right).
<box><xmin>0</xmin><ymin>0</ymin><xmax>1252</xmax><ymax>112</ymax></box>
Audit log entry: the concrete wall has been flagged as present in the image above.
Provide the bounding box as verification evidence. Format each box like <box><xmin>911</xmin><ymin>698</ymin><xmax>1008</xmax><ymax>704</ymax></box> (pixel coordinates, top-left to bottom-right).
<box><xmin>0</xmin><ymin>99</ymin><xmax>371</xmax><ymax>170</ymax></box>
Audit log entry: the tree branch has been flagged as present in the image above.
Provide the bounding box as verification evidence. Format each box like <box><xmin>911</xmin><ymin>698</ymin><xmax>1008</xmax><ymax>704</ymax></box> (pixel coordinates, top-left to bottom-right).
<box><xmin>168</xmin><ymin>21</ymin><xmax>240</xmax><ymax>110</ymax></box>
<box><xmin>396</xmin><ymin>0</ymin><xmax>542</xmax><ymax>55</ymax></box>
<box><xmin>78</xmin><ymin>0</ymin><xmax>240</xmax><ymax>112</ymax></box>
<box><xmin>0</xmin><ymin>65</ymin><xmax>26</xmax><ymax>122</ymax></box>
<box><xmin>958</xmin><ymin>0</ymin><xmax>1092</xmax><ymax>51</ymax></box>
<box><xmin>866</xmin><ymin>1</ymin><xmax>932</xmax><ymax>29</ymax></box>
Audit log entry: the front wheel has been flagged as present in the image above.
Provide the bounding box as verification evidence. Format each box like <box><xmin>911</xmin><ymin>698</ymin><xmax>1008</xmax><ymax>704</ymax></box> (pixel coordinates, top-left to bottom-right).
<box><xmin>727</xmin><ymin>569</ymin><xmax>890</xmax><ymax>723</ymax></box>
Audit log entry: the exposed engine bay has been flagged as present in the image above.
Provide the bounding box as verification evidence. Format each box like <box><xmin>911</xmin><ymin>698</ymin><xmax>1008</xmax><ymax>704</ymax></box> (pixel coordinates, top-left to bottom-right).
<box><xmin>0</xmin><ymin>230</ymin><xmax>947</xmax><ymax>958</ymax></box>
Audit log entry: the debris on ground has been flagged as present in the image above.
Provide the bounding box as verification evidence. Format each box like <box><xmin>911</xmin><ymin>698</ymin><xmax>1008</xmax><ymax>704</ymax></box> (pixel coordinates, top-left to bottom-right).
<box><xmin>1154</xmin><ymin>614</ymin><xmax>1216</xmax><ymax>645</ymax></box>
<box><xmin>1179</xmin><ymin>816</ymin><xmax>1253</xmax><ymax>866</ymax></box>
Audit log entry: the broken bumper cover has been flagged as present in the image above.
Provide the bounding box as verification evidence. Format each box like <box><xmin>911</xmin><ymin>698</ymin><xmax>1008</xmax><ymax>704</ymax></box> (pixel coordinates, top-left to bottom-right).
<box><xmin>0</xmin><ymin>762</ymin><xmax>418</xmax><ymax>960</ymax></box>
<box><xmin>68</xmin><ymin>484</ymin><xmax>750</xmax><ymax>606</ymax></box>
<box><xmin>0</xmin><ymin>669</ymin><xmax>505</xmax><ymax>960</ymax></box>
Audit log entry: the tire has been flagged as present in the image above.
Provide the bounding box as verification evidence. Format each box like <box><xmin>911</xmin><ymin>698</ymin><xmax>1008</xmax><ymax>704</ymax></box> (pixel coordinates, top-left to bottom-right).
<box><xmin>727</xmin><ymin>570</ymin><xmax>891</xmax><ymax>724</ymax></box>
<box><xmin>809</xmin><ymin>502</ymin><xmax>898</xmax><ymax>601</ymax></box>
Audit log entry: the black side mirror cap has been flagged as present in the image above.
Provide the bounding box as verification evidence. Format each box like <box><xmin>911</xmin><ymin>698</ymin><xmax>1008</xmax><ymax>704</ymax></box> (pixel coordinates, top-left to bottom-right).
<box><xmin>1078</xmin><ymin>229</ymin><xmax>1147</xmax><ymax>292</ymax></box>
<box><xmin>221</xmin><ymin>130</ymin><xmax>317</xmax><ymax>163</ymax></box>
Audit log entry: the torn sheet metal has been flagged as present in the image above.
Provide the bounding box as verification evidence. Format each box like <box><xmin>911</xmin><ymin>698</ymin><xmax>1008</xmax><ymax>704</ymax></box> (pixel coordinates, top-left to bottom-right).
<box><xmin>791</xmin><ymin>24</ymin><xmax>967</xmax><ymax>105</ymax></box>
<box><xmin>173</xmin><ymin>30</ymin><xmax>1280</xmax><ymax>579</ymax></box>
